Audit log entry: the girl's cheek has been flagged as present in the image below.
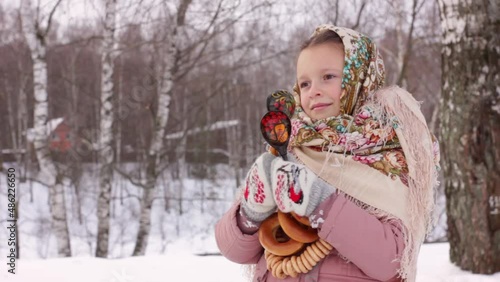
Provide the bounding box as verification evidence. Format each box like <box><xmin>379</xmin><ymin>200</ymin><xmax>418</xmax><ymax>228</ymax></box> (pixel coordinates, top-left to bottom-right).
<box><xmin>300</xmin><ymin>95</ymin><xmax>307</xmax><ymax>107</ymax></box>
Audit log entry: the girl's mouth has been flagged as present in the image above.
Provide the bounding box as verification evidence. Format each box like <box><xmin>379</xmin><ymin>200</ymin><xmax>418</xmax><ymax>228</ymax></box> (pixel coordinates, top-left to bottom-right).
<box><xmin>311</xmin><ymin>103</ymin><xmax>332</xmax><ymax>111</ymax></box>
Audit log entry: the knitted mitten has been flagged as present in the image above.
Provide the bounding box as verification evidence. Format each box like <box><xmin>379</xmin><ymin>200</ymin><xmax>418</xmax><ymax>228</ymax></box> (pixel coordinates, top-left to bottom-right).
<box><xmin>240</xmin><ymin>153</ymin><xmax>277</xmax><ymax>222</ymax></box>
<box><xmin>271</xmin><ymin>157</ymin><xmax>335</xmax><ymax>217</ymax></box>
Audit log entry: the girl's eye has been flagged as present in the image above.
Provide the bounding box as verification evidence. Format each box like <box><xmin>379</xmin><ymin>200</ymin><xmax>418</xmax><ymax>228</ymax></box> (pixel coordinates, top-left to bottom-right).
<box><xmin>299</xmin><ymin>82</ymin><xmax>309</xmax><ymax>89</ymax></box>
<box><xmin>324</xmin><ymin>74</ymin><xmax>335</xmax><ymax>80</ymax></box>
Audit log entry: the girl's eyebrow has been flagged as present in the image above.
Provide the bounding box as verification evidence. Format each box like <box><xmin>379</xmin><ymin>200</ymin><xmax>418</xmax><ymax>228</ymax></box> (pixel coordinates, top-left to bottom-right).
<box><xmin>297</xmin><ymin>68</ymin><xmax>342</xmax><ymax>81</ymax></box>
<box><xmin>320</xmin><ymin>68</ymin><xmax>342</xmax><ymax>73</ymax></box>
<box><xmin>297</xmin><ymin>75</ymin><xmax>308</xmax><ymax>81</ymax></box>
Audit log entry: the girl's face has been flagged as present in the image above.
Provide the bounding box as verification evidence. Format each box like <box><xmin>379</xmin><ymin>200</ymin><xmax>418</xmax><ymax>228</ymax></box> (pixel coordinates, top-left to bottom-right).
<box><xmin>296</xmin><ymin>42</ymin><xmax>345</xmax><ymax>120</ymax></box>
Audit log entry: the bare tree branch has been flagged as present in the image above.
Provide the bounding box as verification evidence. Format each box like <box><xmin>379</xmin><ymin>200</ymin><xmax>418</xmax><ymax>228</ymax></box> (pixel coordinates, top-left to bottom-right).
<box><xmin>113</xmin><ymin>164</ymin><xmax>147</xmax><ymax>188</ymax></box>
<box><xmin>43</xmin><ymin>0</ymin><xmax>63</xmax><ymax>36</ymax></box>
<box><xmin>396</xmin><ymin>0</ymin><xmax>422</xmax><ymax>86</ymax></box>
<box><xmin>175</xmin><ymin>1</ymin><xmax>270</xmax><ymax>81</ymax></box>
<box><xmin>333</xmin><ymin>0</ymin><xmax>339</xmax><ymax>25</ymax></box>
<box><xmin>351</xmin><ymin>0</ymin><xmax>368</xmax><ymax>30</ymax></box>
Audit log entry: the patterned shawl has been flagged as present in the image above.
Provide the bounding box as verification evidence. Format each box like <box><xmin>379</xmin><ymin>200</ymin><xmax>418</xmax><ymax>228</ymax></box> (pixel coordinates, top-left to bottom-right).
<box><xmin>289</xmin><ymin>24</ymin><xmax>439</xmax><ymax>281</ymax></box>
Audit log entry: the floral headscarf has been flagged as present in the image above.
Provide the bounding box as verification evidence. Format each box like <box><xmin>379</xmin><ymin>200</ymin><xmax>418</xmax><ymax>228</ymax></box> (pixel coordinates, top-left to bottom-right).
<box><xmin>288</xmin><ymin>24</ymin><xmax>439</xmax><ymax>282</ymax></box>
<box><xmin>293</xmin><ymin>24</ymin><xmax>386</xmax><ymax>116</ymax></box>
<box><xmin>290</xmin><ymin>25</ymin><xmax>408</xmax><ymax>183</ymax></box>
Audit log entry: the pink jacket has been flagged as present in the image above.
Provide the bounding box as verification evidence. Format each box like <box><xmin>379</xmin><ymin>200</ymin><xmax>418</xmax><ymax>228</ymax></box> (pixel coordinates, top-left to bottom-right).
<box><xmin>215</xmin><ymin>194</ymin><xmax>405</xmax><ymax>282</ymax></box>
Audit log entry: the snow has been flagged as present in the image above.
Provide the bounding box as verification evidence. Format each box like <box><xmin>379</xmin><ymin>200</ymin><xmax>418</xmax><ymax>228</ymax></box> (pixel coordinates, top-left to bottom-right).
<box><xmin>165</xmin><ymin>120</ymin><xmax>240</xmax><ymax>140</ymax></box>
<box><xmin>0</xmin><ymin>167</ymin><xmax>499</xmax><ymax>282</ymax></box>
<box><xmin>1</xmin><ymin>242</ymin><xmax>499</xmax><ymax>282</ymax></box>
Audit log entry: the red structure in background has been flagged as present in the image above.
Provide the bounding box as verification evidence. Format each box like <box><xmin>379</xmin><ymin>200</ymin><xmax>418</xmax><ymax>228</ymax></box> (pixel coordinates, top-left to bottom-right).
<box><xmin>49</xmin><ymin>120</ymin><xmax>72</xmax><ymax>152</ymax></box>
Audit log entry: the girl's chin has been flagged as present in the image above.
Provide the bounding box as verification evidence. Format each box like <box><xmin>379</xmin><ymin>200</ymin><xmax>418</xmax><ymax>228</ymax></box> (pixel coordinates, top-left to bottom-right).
<box><xmin>307</xmin><ymin>106</ymin><xmax>340</xmax><ymax>120</ymax></box>
<box><xmin>309</xmin><ymin>111</ymin><xmax>341</xmax><ymax>120</ymax></box>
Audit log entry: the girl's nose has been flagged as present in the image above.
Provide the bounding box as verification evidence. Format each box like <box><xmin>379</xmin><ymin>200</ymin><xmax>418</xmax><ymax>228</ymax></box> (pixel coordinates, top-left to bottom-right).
<box><xmin>309</xmin><ymin>83</ymin><xmax>322</xmax><ymax>98</ymax></box>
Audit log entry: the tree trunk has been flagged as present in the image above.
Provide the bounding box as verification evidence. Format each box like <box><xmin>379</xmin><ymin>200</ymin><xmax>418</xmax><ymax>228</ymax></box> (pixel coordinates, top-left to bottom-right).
<box><xmin>438</xmin><ymin>0</ymin><xmax>500</xmax><ymax>274</ymax></box>
<box><xmin>132</xmin><ymin>0</ymin><xmax>193</xmax><ymax>256</ymax></box>
<box><xmin>131</xmin><ymin>157</ymin><xmax>157</xmax><ymax>256</ymax></box>
<box><xmin>18</xmin><ymin>72</ymin><xmax>29</xmax><ymax>183</ymax></box>
<box><xmin>6</xmin><ymin>80</ymin><xmax>18</xmax><ymax>158</ymax></box>
<box><xmin>177</xmin><ymin>90</ymin><xmax>188</xmax><ymax>215</ymax></box>
<box><xmin>224</xmin><ymin>85</ymin><xmax>241</xmax><ymax>188</ymax></box>
<box><xmin>96</xmin><ymin>0</ymin><xmax>118</xmax><ymax>258</ymax></box>
<box><xmin>21</xmin><ymin>0</ymin><xmax>71</xmax><ymax>257</ymax></box>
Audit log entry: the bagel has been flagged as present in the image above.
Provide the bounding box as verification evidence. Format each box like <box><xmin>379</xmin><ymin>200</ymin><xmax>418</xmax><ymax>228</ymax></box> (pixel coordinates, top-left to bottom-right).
<box><xmin>262</xmin><ymin>238</ymin><xmax>335</xmax><ymax>279</ymax></box>
<box><xmin>290</xmin><ymin>212</ymin><xmax>311</xmax><ymax>226</ymax></box>
<box><xmin>278</xmin><ymin>211</ymin><xmax>318</xmax><ymax>243</ymax></box>
<box><xmin>258</xmin><ymin>213</ymin><xmax>305</xmax><ymax>256</ymax></box>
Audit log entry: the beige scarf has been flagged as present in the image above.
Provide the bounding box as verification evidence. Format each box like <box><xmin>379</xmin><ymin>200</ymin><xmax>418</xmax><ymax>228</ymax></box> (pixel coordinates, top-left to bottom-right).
<box><xmin>290</xmin><ymin>24</ymin><xmax>439</xmax><ymax>281</ymax></box>
<box><xmin>292</xmin><ymin>86</ymin><xmax>438</xmax><ymax>281</ymax></box>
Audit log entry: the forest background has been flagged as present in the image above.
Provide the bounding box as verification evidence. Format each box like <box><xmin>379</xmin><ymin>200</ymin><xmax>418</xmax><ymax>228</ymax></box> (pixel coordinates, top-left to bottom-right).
<box><xmin>0</xmin><ymin>0</ymin><xmax>498</xmax><ymax>280</ymax></box>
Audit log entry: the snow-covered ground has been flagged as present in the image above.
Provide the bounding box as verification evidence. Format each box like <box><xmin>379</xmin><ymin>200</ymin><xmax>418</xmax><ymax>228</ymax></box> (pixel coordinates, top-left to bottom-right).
<box><xmin>0</xmin><ymin>165</ymin><xmax>499</xmax><ymax>281</ymax></box>
<box><xmin>1</xmin><ymin>241</ymin><xmax>499</xmax><ymax>282</ymax></box>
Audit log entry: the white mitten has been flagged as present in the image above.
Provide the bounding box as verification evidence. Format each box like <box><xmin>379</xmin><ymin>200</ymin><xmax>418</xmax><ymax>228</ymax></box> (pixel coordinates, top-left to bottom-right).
<box><xmin>240</xmin><ymin>153</ymin><xmax>277</xmax><ymax>222</ymax></box>
<box><xmin>271</xmin><ymin>157</ymin><xmax>335</xmax><ymax>217</ymax></box>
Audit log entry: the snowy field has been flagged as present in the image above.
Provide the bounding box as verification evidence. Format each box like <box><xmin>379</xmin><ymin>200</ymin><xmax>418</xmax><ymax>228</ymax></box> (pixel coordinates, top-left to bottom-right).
<box><xmin>0</xmin><ymin>167</ymin><xmax>499</xmax><ymax>282</ymax></box>
<box><xmin>1</xmin><ymin>241</ymin><xmax>499</xmax><ymax>282</ymax></box>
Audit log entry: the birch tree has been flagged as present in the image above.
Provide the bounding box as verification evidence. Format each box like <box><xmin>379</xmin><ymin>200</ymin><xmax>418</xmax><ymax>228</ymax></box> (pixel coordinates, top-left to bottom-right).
<box><xmin>132</xmin><ymin>0</ymin><xmax>193</xmax><ymax>256</ymax></box>
<box><xmin>378</xmin><ymin>0</ymin><xmax>425</xmax><ymax>88</ymax></box>
<box><xmin>438</xmin><ymin>0</ymin><xmax>500</xmax><ymax>274</ymax></box>
<box><xmin>20</xmin><ymin>0</ymin><xmax>71</xmax><ymax>257</ymax></box>
<box><xmin>96</xmin><ymin>0</ymin><xmax>118</xmax><ymax>258</ymax></box>
<box><xmin>394</xmin><ymin>0</ymin><xmax>423</xmax><ymax>87</ymax></box>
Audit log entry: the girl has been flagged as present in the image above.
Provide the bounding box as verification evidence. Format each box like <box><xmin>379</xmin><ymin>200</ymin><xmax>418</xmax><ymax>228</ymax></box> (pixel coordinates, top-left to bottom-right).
<box><xmin>215</xmin><ymin>24</ymin><xmax>439</xmax><ymax>282</ymax></box>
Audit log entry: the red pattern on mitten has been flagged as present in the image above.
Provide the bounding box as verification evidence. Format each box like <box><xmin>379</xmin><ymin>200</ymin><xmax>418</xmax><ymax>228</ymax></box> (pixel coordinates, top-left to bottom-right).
<box><xmin>271</xmin><ymin>159</ymin><xmax>316</xmax><ymax>216</ymax></box>
<box><xmin>240</xmin><ymin>153</ymin><xmax>277</xmax><ymax>222</ymax></box>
